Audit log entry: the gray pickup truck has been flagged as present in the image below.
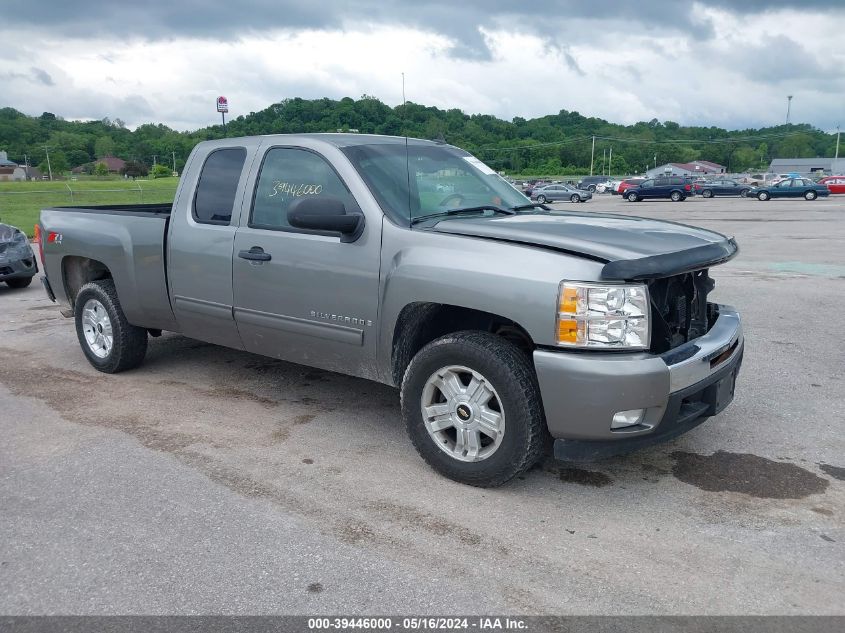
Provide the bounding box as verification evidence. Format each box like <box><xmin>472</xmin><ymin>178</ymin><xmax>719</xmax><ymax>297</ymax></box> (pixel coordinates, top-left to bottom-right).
<box><xmin>38</xmin><ymin>134</ymin><xmax>743</xmax><ymax>487</ymax></box>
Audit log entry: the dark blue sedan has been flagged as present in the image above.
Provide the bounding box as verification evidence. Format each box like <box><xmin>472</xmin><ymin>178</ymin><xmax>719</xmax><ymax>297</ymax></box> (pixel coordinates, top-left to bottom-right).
<box><xmin>748</xmin><ymin>178</ymin><xmax>830</xmax><ymax>201</ymax></box>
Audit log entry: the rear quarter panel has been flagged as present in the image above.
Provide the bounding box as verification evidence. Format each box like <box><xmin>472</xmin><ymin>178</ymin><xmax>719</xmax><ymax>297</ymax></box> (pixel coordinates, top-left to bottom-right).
<box><xmin>40</xmin><ymin>209</ymin><xmax>177</xmax><ymax>331</ymax></box>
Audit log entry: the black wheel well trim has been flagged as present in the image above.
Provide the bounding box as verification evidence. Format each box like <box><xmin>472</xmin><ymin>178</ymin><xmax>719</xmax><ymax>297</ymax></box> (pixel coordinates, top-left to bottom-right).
<box><xmin>390</xmin><ymin>302</ymin><xmax>535</xmax><ymax>386</ymax></box>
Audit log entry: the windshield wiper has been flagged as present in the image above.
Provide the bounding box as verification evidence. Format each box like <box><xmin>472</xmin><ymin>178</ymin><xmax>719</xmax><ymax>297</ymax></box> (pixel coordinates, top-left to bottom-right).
<box><xmin>510</xmin><ymin>202</ymin><xmax>550</xmax><ymax>212</ymax></box>
<box><xmin>410</xmin><ymin>205</ymin><xmax>516</xmax><ymax>226</ymax></box>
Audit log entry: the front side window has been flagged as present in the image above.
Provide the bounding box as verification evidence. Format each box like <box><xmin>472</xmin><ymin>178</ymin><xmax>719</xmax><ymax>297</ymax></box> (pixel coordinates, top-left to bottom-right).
<box><xmin>341</xmin><ymin>143</ymin><xmax>528</xmax><ymax>225</ymax></box>
<box><xmin>251</xmin><ymin>148</ymin><xmax>357</xmax><ymax>231</ymax></box>
<box><xmin>193</xmin><ymin>148</ymin><xmax>246</xmax><ymax>225</ymax></box>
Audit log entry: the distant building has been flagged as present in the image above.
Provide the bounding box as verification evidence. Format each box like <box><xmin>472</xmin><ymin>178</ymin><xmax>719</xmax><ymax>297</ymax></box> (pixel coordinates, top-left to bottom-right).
<box><xmin>768</xmin><ymin>158</ymin><xmax>845</xmax><ymax>175</ymax></box>
<box><xmin>645</xmin><ymin>160</ymin><xmax>726</xmax><ymax>178</ymax></box>
<box><xmin>0</xmin><ymin>151</ymin><xmax>17</xmax><ymax>168</ymax></box>
<box><xmin>96</xmin><ymin>155</ymin><xmax>126</xmax><ymax>173</ymax></box>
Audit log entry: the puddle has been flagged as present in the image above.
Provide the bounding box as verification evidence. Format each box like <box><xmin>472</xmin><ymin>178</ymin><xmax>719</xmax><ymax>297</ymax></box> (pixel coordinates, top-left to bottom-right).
<box><xmin>671</xmin><ymin>451</ymin><xmax>829</xmax><ymax>499</ymax></box>
<box><xmin>556</xmin><ymin>467</ymin><xmax>613</xmax><ymax>487</ymax></box>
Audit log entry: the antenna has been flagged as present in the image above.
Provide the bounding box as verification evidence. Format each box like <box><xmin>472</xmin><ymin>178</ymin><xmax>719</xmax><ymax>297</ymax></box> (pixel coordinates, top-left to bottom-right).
<box><xmin>402</xmin><ymin>71</ymin><xmax>412</xmax><ymax>228</ymax></box>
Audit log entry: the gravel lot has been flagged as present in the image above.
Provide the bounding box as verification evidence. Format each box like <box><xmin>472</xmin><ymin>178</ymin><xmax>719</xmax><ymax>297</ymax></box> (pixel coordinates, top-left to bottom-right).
<box><xmin>1</xmin><ymin>194</ymin><xmax>843</xmax><ymax>615</ymax></box>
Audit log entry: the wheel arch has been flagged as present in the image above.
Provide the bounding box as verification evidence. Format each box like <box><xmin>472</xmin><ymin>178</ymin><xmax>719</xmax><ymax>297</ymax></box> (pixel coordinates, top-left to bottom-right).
<box><xmin>390</xmin><ymin>302</ymin><xmax>535</xmax><ymax>387</ymax></box>
<box><xmin>62</xmin><ymin>255</ymin><xmax>113</xmax><ymax>312</ymax></box>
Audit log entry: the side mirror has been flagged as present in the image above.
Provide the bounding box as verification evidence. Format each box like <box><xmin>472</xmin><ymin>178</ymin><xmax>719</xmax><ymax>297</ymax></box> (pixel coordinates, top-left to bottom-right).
<box><xmin>287</xmin><ymin>196</ymin><xmax>365</xmax><ymax>243</ymax></box>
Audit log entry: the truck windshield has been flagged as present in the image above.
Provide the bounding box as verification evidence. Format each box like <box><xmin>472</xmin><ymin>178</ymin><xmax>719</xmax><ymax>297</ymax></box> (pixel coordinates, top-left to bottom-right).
<box><xmin>341</xmin><ymin>143</ymin><xmax>529</xmax><ymax>226</ymax></box>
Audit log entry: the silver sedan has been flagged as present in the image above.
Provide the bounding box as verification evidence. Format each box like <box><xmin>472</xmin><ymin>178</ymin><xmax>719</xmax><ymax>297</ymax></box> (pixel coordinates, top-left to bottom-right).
<box><xmin>531</xmin><ymin>184</ymin><xmax>592</xmax><ymax>204</ymax></box>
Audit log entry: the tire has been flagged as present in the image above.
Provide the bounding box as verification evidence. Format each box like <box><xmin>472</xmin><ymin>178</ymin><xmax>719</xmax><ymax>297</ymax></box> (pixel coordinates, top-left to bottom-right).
<box><xmin>670</xmin><ymin>191</ymin><xmax>682</xmax><ymax>202</ymax></box>
<box><xmin>702</xmin><ymin>189</ymin><xmax>713</xmax><ymax>198</ymax></box>
<box><xmin>401</xmin><ymin>331</ymin><xmax>546</xmax><ymax>487</ymax></box>
<box><xmin>758</xmin><ymin>191</ymin><xmax>770</xmax><ymax>201</ymax></box>
<box><xmin>588</xmin><ymin>185</ymin><xmax>596</xmax><ymax>193</ymax></box>
<box><xmin>805</xmin><ymin>190</ymin><xmax>817</xmax><ymax>200</ymax></box>
<box><xmin>536</xmin><ymin>195</ymin><xmax>547</xmax><ymax>204</ymax></box>
<box><xmin>627</xmin><ymin>192</ymin><xmax>639</xmax><ymax>202</ymax></box>
<box><xmin>74</xmin><ymin>279</ymin><xmax>148</xmax><ymax>373</ymax></box>
<box><xmin>739</xmin><ymin>189</ymin><xmax>749</xmax><ymax>198</ymax></box>
<box><xmin>570</xmin><ymin>194</ymin><xmax>580</xmax><ymax>203</ymax></box>
<box><xmin>5</xmin><ymin>276</ymin><xmax>33</xmax><ymax>288</ymax></box>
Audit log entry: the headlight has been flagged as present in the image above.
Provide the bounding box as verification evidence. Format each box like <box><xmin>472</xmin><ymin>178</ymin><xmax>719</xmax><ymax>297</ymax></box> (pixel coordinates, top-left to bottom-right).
<box><xmin>556</xmin><ymin>282</ymin><xmax>650</xmax><ymax>349</ymax></box>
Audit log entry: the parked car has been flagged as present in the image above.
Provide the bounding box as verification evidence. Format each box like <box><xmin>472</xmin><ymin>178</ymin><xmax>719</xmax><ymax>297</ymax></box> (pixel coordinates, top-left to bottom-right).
<box><xmin>38</xmin><ymin>133</ymin><xmax>744</xmax><ymax>488</ymax></box>
<box><xmin>594</xmin><ymin>180</ymin><xmax>617</xmax><ymax>193</ymax></box>
<box><xmin>576</xmin><ymin>175</ymin><xmax>606</xmax><ymax>192</ymax></box>
<box><xmin>616</xmin><ymin>178</ymin><xmax>645</xmax><ymax>196</ymax></box>
<box><xmin>748</xmin><ymin>178</ymin><xmax>831</xmax><ymax>201</ymax></box>
<box><xmin>0</xmin><ymin>220</ymin><xmax>38</xmax><ymax>288</ymax></box>
<box><xmin>817</xmin><ymin>175</ymin><xmax>845</xmax><ymax>194</ymax></box>
<box><xmin>532</xmin><ymin>184</ymin><xmax>592</xmax><ymax>203</ymax></box>
<box><xmin>696</xmin><ymin>180</ymin><xmax>752</xmax><ymax>198</ymax></box>
<box><xmin>624</xmin><ymin>176</ymin><xmax>694</xmax><ymax>202</ymax></box>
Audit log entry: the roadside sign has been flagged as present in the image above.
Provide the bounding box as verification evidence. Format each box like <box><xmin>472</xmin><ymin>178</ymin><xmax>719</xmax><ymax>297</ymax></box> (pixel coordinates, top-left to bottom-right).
<box><xmin>216</xmin><ymin>96</ymin><xmax>228</xmax><ymax>113</ymax></box>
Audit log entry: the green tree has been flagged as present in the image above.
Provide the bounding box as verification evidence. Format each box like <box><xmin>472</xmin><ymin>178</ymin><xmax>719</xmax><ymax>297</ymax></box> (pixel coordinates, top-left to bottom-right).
<box><xmin>121</xmin><ymin>161</ymin><xmax>148</xmax><ymax>179</ymax></box>
<box><xmin>94</xmin><ymin>136</ymin><xmax>115</xmax><ymax>158</ymax></box>
<box><xmin>93</xmin><ymin>162</ymin><xmax>109</xmax><ymax>178</ymax></box>
<box><xmin>150</xmin><ymin>163</ymin><xmax>171</xmax><ymax>178</ymax></box>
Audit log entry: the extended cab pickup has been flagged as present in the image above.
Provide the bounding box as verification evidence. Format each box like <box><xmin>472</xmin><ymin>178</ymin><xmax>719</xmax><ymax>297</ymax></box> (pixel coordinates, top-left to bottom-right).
<box><xmin>38</xmin><ymin>134</ymin><xmax>744</xmax><ymax>487</ymax></box>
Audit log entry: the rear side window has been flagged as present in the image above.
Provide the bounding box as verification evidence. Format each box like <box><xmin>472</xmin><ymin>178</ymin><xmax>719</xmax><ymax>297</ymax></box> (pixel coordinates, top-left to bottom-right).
<box><xmin>193</xmin><ymin>148</ymin><xmax>247</xmax><ymax>225</ymax></box>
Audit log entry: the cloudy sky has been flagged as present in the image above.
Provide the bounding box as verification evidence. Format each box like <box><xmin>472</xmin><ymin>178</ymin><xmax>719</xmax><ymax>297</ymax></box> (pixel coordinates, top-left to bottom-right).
<box><xmin>1</xmin><ymin>1</ymin><xmax>842</xmax><ymax>132</ymax></box>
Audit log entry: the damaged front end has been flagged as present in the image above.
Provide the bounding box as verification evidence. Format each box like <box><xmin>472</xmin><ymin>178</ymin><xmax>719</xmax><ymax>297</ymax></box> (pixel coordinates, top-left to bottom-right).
<box><xmin>0</xmin><ymin>223</ymin><xmax>38</xmax><ymax>288</ymax></box>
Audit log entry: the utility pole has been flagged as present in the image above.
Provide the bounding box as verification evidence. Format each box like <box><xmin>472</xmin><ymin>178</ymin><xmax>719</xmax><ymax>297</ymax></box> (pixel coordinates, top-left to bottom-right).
<box><xmin>152</xmin><ymin>155</ymin><xmax>157</xmax><ymax>167</ymax></box>
<box><xmin>654</xmin><ymin>153</ymin><xmax>657</xmax><ymax>170</ymax></box>
<box><xmin>590</xmin><ymin>135</ymin><xmax>595</xmax><ymax>176</ymax></box>
<box><xmin>44</xmin><ymin>146</ymin><xmax>53</xmax><ymax>181</ymax></box>
<box><xmin>786</xmin><ymin>95</ymin><xmax>793</xmax><ymax>125</ymax></box>
<box><xmin>602</xmin><ymin>148</ymin><xmax>606</xmax><ymax>176</ymax></box>
<box><xmin>172</xmin><ymin>151</ymin><xmax>177</xmax><ymax>173</ymax></box>
<box><xmin>835</xmin><ymin>125</ymin><xmax>840</xmax><ymax>162</ymax></box>
<box><xmin>608</xmin><ymin>147</ymin><xmax>612</xmax><ymax>176</ymax></box>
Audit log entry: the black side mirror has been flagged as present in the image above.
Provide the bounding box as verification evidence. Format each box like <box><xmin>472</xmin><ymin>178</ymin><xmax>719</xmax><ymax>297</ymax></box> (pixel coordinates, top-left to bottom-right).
<box><xmin>287</xmin><ymin>196</ymin><xmax>365</xmax><ymax>243</ymax></box>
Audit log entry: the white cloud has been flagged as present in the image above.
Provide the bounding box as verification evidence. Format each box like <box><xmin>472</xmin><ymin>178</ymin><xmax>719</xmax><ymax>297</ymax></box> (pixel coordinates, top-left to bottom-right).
<box><xmin>0</xmin><ymin>3</ymin><xmax>842</xmax><ymax>132</ymax></box>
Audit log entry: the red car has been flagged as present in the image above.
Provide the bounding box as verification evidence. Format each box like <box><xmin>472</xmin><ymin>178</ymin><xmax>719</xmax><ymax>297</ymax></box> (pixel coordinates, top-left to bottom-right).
<box><xmin>817</xmin><ymin>175</ymin><xmax>845</xmax><ymax>194</ymax></box>
<box><xmin>616</xmin><ymin>178</ymin><xmax>645</xmax><ymax>195</ymax></box>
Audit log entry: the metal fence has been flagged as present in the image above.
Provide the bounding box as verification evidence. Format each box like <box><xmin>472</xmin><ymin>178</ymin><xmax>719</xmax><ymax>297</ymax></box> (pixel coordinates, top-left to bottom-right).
<box><xmin>0</xmin><ymin>182</ymin><xmax>177</xmax><ymax>204</ymax></box>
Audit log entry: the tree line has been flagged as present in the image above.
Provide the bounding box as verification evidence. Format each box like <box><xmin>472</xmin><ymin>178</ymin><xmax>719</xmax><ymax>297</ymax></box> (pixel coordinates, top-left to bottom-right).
<box><xmin>0</xmin><ymin>96</ymin><xmax>838</xmax><ymax>177</ymax></box>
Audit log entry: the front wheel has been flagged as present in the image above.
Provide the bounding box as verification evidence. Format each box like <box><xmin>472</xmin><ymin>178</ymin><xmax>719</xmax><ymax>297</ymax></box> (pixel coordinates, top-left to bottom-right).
<box><xmin>536</xmin><ymin>195</ymin><xmax>547</xmax><ymax>204</ymax></box>
<box><xmin>739</xmin><ymin>189</ymin><xmax>749</xmax><ymax>198</ymax></box>
<box><xmin>627</xmin><ymin>192</ymin><xmax>639</xmax><ymax>202</ymax></box>
<box><xmin>570</xmin><ymin>194</ymin><xmax>580</xmax><ymax>203</ymax></box>
<box><xmin>758</xmin><ymin>191</ymin><xmax>770</xmax><ymax>201</ymax></box>
<box><xmin>805</xmin><ymin>190</ymin><xmax>817</xmax><ymax>200</ymax></box>
<box><xmin>702</xmin><ymin>189</ymin><xmax>713</xmax><ymax>198</ymax></box>
<box><xmin>5</xmin><ymin>277</ymin><xmax>33</xmax><ymax>289</ymax></box>
<box><xmin>401</xmin><ymin>331</ymin><xmax>546</xmax><ymax>487</ymax></box>
<box><xmin>74</xmin><ymin>279</ymin><xmax>148</xmax><ymax>373</ymax></box>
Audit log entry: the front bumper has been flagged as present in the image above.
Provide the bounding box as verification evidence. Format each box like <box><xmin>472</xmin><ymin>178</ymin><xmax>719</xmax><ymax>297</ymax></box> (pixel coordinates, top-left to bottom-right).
<box><xmin>0</xmin><ymin>245</ymin><xmax>38</xmax><ymax>282</ymax></box>
<box><xmin>533</xmin><ymin>304</ymin><xmax>743</xmax><ymax>461</ymax></box>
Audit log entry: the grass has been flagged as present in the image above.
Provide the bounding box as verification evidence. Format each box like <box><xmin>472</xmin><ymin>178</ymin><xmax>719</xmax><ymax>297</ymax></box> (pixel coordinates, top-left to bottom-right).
<box><xmin>0</xmin><ymin>179</ymin><xmax>179</xmax><ymax>237</ymax></box>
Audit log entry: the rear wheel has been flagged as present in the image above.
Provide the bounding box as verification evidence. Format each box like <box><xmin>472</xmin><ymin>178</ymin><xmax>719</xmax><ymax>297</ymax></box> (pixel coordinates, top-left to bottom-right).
<box><xmin>702</xmin><ymin>189</ymin><xmax>713</xmax><ymax>198</ymax></box>
<box><xmin>804</xmin><ymin>190</ymin><xmax>817</xmax><ymax>200</ymax></box>
<box><xmin>570</xmin><ymin>194</ymin><xmax>580</xmax><ymax>203</ymax></box>
<box><xmin>74</xmin><ymin>279</ymin><xmax>148</xmax><ymax>373</ymax></box>
<box><xmin>401</xmin><ymin>331</ymin><xmax>546</xmax><ymax>487</ymax></box>
<box><xmin>627</xmin><ymin>192</ymin><xmax>639</xmax><ymax>202</ymax></box>
<box><xmin>670</xmin><ymin>191</ymin><xmax>683</xmax><ymax>202</ymax></box>
<box><xmin>588</xmin><ymin>185</ymin><xmax>596</xmax><ymax>193</ymax></box>
<box><xmin>758</xmin><ymin>191</ymin><xmax>770</xmax><ymax>201</ymax></box>
<box><xmin>5</xmin><ymin>277</ymin><xmax>32</xmax><ymax>289</ymax></box>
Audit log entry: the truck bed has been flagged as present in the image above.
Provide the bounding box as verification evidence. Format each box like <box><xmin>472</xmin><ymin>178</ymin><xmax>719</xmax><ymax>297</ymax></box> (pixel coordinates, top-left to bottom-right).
<box><xmin>39</xmin><ymin>204</ymin><xmax>177</xmax><ymax>332</ymax></box>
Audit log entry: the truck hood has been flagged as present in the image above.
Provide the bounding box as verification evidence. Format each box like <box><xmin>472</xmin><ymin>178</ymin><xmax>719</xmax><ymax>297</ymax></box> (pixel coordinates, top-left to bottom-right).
<box><xmin>428</xmin><ymin>211</ymin><xmax>738</xmax><ymax>280</ymax></box>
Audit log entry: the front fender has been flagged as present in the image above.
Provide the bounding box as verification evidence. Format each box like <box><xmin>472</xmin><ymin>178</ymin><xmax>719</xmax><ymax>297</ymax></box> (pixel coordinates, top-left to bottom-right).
<box><xmin>376</xmin><ymin>220</ymin><xmax>604</xmax><ymax>382</ymax></box>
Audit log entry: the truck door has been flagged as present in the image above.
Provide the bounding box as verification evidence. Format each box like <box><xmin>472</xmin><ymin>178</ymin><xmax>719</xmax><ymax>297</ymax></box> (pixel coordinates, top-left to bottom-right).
<box><xmin>168</xmin><ymin>144</ymin><xmax>253</xmax><ymax>349</ymax></box>
<box><xmin>231</xmin><ymin>144</ymin><xmax>381</xmax><ymax>378</ymax></box>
